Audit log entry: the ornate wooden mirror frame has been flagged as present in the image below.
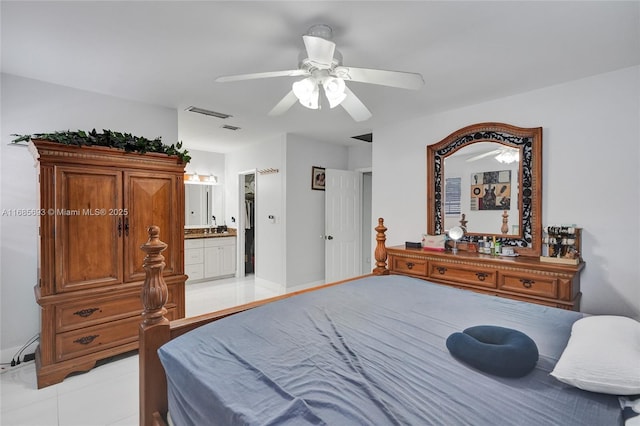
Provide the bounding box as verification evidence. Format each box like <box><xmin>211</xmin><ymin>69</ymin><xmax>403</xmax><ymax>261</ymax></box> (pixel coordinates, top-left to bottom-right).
<box><xmin>427</xmin><ymin>122</ymin><xmax>543</xmax><ymax>257</ymax></box>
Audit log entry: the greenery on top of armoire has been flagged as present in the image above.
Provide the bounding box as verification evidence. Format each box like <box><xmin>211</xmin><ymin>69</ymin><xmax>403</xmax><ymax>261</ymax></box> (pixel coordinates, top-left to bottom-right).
<box><xmin>12</xmin><ymin>129</ymin><xmax>191</xmax><ymax>163</ymax></box>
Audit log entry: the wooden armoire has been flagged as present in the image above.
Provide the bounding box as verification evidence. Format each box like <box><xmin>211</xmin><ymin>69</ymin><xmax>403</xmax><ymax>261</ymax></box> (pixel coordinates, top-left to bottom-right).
<box><xmin>32</xmin><ymin>140</ymin><xmax>187</xmax><ymax>388</ymax></box>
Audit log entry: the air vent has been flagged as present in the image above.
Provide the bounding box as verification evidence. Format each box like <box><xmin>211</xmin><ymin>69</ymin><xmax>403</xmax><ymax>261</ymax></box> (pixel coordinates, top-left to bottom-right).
<box><xmin>221</xmin><ymin>124</ymin><xmax>241</xmax><ymax>131</ymax></box>
<box><xmin>352</xmin><ymin>133</ymin><xmax>372</xmax><ymax>143</ymax></box>
<box><xmin>185</xmin><ymin>106</ymin><xmax>232</xmax><ymax>119</ymax></box>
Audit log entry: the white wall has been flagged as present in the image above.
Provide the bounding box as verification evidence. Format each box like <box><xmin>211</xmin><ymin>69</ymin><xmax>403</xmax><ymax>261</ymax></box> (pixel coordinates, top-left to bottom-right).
<box><xmin>0</xmin><ymin>73</ymin><xmax>178</xmax><ymax>359</ymax></box>
<box><xmin>185</xmin><ymin>149</ymin><xmax>225</xmax><ymax>184</ymax></box>
<box><xmin>373</xmin><ymin>66</ymin><xmax>640</xmax><ymax>318</ymax></box>
<box><xmin>348</xmin><ymin>144</ymin><xmax>373</xmax><ymax>171</ymax></box>
<box><xmin>285</xmin><ymin>135</ymin><xmax>349</xmax><ymax>287</ymax></box>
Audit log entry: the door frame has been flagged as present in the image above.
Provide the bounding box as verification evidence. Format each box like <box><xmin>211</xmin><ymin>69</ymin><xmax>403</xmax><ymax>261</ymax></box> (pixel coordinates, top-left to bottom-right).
<box><xmin>237</xmin><ymin>169</ymin><xmax>257</xmax><ymax>278</ymax></box>
<box><xmin>359</xmin><ymin>169</ymin><xmax>373</xmax><ymax>275</ymax></box>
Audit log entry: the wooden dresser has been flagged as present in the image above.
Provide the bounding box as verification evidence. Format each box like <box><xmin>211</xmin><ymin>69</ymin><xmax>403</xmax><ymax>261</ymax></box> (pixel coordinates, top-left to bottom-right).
<box><xmin>387</xmin><ymin>246</ymin><xmax>584</xmax><ymax>310</ymax></box>
<box><xmin>32</xmin><ymin>140</ymin><xmax>187</xmax><ymax>388</ymax></box>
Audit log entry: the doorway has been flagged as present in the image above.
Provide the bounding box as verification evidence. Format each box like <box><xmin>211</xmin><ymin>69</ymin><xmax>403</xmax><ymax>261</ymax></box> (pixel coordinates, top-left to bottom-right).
<box><xmin>238</xmin><ymin>171</ymin><xmax>256</xmax><ymax>277</ymax></box>
<box><xmin>324</xmin><ymin>169</ymin><xmax>372</xmax><ymax>282</ymax></box>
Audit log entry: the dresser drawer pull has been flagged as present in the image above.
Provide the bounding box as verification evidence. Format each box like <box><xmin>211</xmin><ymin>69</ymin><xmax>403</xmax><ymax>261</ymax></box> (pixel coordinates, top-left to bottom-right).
<box><xmin>475</xmin><ymin>272</ymin><xmax>489</xmax><ymax>281</ymax></box>
<box><xmin>73</xmin><ymin>307</ymin><xmax>100</xmax><ymax>318</ymax></box>
<box><xmin>405</xmin><ymin>262</ymin><xmax>414</xmax><ymax>270</ymax></box>
<box><xmin>73</xmin><ymin>335</ymin><xmax>99</xmax><ymax>345</ymax></box>
<box><xmin>436</xmin><ymin>266</ymin><xmax>447</xmax><ymax>274</ymax></box>
<box><xmin>520</xmin><ymin>279</ymin><xmax>535</xmax><ymax>288</ymax></box>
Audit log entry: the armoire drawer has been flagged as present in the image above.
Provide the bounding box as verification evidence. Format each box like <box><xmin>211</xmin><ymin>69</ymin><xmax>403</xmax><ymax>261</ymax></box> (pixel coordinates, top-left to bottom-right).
<box><xmin>428</xmin><ymin>262</ymin><xmax>497</xmax><ymax>289</ymax></box>
<box><xmin>56</xmin><ymin>293</ymin><xmax>143</xmax><ymax>332</ymax></box>
<box><xmin>500</xmin><ymin>273</ymin><xmax>558</xmax><ymax>299</ymax></box>
<box><xmin>56</xmin><ymin>285</ymin><xmax>181</xmax><ymax>332</ymax></box>
<box><xmin>55</xmin><ymin>315</ymin><xmax>141</xmax><ymax>362</ymax></box>
<box><xmin>55</xmin><ymin>308</ymin><xmax>178</xmax><ymax>362</ymax></box>
<box><xmin>390</xmin><ymin>255</ymin><xmax>427</xmax><ymax>276</ymax></box>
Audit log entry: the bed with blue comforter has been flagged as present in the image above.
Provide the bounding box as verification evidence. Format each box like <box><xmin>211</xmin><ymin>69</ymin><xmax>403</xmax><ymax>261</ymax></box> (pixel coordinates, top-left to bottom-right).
<box><xmin>158</xmin><ymin>275</ymin><xmax>622</xmax><ymax>425</ymax></box>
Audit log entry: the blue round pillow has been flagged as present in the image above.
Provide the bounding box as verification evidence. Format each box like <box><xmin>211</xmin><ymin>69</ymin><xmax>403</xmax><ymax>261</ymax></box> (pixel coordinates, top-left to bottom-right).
<box><xmin>446</xmin><ymin>325</ymin><xmax>539</xmax><ymax>378</ymax></box>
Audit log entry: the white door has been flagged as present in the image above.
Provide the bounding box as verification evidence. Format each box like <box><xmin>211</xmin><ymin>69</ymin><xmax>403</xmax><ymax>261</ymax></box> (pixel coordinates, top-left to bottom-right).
<box><xmin>325</xmin><ymin>169</ymin><xmax>362</xmax><ymax>282</ymax></box>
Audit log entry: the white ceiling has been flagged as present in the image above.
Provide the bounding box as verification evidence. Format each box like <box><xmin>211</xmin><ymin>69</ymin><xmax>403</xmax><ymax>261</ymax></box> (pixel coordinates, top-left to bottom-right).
<box><xmin>2</xmin><ymin>1</ymin><xmax>639</xmax><ymax>153</ymax></box>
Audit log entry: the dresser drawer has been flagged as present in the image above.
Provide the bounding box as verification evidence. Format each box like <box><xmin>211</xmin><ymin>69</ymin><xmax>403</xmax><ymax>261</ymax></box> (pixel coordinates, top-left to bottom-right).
<box><xmin>428</xmin><ymin>262</ymin><xmax>497</xmax><ymax>289</ymax></box>
<box><xmin>500</xmin><ymin>273</ymin><xmax>558</xmax><ymax>299</ymax></box>
<box><xmin>390</xmin><ymin>255</ymin><xmax>427</xmax><ymax>276</ymax></box>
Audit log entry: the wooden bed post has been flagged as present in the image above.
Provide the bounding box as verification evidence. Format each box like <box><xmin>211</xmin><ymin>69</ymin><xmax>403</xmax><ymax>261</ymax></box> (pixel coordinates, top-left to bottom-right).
<box><xmin>139</xmin><ymin>226</ymin><xmax>170</xmax><ymax>426</ymax></box>
<box><xmin>373</xmin><ymin>218</ymin><xmax>389</xmax><ymax>275</ymax></box>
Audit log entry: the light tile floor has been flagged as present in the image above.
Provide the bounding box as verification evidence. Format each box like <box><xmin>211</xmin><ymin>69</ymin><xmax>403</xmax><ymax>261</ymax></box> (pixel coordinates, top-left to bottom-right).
<box><xmin>0</xmin><ymin>275</ymin><xmax>310</xmax><ymax>426</ymax></box>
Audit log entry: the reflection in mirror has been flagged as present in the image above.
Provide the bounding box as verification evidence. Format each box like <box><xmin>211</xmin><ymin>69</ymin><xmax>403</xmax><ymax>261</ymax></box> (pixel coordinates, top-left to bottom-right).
<box><xmin>427</xmin><ymin>123</ymin><xmax>542</xmax><ymax>257</ymax></box>
<box><xmin>185</xmin><ymin>183</ymin><xmax>224</xmax><ymax>228</ymax></box>
<box><xmin>444</xmin><ymin>143</ymin><xmax>520</xmax><ymax>235</ymax></box>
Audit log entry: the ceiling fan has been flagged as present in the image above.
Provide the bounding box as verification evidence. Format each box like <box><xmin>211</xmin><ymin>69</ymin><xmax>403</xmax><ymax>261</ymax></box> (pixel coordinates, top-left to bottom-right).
<box><xmin>215</xmin><ymin>24</ymin><xmax>424</xmax><ymax>122</ymax></box>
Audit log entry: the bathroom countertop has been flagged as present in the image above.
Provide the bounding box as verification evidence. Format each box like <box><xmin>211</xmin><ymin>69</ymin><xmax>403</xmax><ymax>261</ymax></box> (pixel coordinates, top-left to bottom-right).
<box><xmin>184</xmin><ymin>229</ymin><xmax>237</xmax><ymax>239</ymax></box>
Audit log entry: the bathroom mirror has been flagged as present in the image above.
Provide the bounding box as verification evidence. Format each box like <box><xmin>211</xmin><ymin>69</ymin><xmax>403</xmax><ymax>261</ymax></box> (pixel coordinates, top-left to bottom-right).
<box><xmin>427</xmin><ymin>122</ymin><xmax>542</xmax><ymax>257</ymax></box>
<box><xmin>185</xmin><ymin>183</ymin><xmax>224</xmax><ymax>228</ymax></box>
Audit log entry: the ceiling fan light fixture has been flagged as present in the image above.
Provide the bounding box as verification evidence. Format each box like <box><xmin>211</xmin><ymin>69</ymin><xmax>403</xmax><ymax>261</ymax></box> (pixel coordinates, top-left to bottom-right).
<box><xmin>323</xmin><ymin>77</ymin><xmax>347</xmax><ymax>108</ymax></box>
<box><xmin>495</xmin><ymin>149</ymin><xmax>520</xmax><ymax>164</ymax></box>
<box><xmin>292</xmin><ymin>77</ymin><xmax>319</xmax><ymax>109</ymax></box>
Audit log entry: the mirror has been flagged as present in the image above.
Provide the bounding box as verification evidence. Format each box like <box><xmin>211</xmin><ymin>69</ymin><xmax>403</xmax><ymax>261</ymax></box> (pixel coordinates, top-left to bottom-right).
<box><xmin>444</xmin><ymin>142</ymin><xmax>520</xmax><ymax>235</ymax></box>
<box><xmin>185</xmin><ymin>183</ymin><xmax>224</xmax><ymax>228</ymax></box>
<box><xmin>427</xmin><ymin>123</ymin><xmax>542</xmax><ymax>257</ymax></box>
<box><xmin>448</xmin><ymin>226</ymin><xmax>464</xmax><ymax>254</ymax></box>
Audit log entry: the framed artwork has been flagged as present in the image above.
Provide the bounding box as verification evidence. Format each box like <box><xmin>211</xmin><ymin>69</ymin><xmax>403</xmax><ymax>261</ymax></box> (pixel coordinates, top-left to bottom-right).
<box><xmin>311</xmin><ymin>166</ymin><xmax>325</xmax><ymax>190</ymax></box>
<box><xmin>470</xmin><ymin>170</ymin><xmax>511</xmax><ymax>211</ymax></box>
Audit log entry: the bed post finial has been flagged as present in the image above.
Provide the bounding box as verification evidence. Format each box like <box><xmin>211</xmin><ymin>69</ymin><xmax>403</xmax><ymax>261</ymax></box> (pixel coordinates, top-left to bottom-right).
<box><xmin>373</xmin><ymin>218</ymin><xmax>389</xmax><ymax>275</ymax></box>
<box><xmin>140</xmin><ymin>225</ymin><xmax>168</xmax><ymax>325</ymax></box>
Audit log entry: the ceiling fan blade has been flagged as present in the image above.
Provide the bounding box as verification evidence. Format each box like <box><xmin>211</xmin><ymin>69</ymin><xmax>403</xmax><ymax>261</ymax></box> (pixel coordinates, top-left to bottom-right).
<box><xmin>466</xmin><ymin>149</ymin><xmax>503</xmax><ymax>162</ymax></box>
<box><xmin>335</xmin><ymin>66</ymin><xmax>424</xmax><ymax>90</ymax></box>
<box><xmin>340</xmin><ymin>86</ymin><xmax>372</xmax><ymax>122</ymax></box>
<box><xmin>216</xmin><ymin>69</ymin><xmax>308</xmax><ymax>83</ymax></box>
<box><xmin>268</xmin><ymin>90</ymin><xmax>298</xmax><ymax>116</ymax></box>
<box><xmin>303</xmin><ymin>35</ymin><xmax>336</xmax><ymax>69</ymax></box>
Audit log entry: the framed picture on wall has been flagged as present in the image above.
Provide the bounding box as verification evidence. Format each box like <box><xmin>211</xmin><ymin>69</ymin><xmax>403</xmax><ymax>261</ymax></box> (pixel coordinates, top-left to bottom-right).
<box><xmin>470</xmin><ymin>169</ymin><xmax>511</xmax><ymax>211</ymax></box>
<box><xmin>311</xmin><ymin>166</ymin><xmax>325</xmax><ymax>190</ymax></box>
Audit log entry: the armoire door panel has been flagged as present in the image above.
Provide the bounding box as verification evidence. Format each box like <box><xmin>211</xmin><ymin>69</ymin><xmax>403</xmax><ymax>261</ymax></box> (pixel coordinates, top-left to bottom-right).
<box><xmin>55</xmin><ymin>167</ymin><xmax>123</xmax><ymax>292</ymax></box>
<box><xmin>124</xmin><ymin>172</ymin><xmax>177</xmax><ymax>281</ymax></box>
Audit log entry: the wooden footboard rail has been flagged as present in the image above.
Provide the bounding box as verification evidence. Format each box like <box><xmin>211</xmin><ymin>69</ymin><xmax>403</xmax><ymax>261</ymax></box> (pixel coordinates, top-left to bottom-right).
<box><xmin>139</xmin><ymin>219</ymin><xmax>389</xmax><ymax>425</ymax></box>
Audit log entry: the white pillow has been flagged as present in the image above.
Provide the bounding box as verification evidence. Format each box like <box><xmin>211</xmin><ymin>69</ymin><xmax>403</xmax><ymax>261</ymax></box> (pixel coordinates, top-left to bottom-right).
<box><xmin>551</xmin><ymin>315</ymin><xmax>640</xmax><ymax>395</ymax></box>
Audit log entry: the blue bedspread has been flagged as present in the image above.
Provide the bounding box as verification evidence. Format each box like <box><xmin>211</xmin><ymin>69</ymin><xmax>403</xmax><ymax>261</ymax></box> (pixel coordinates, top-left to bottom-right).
<box><xmin>158</xmin><ymin>275</ymin><xmax>622</xmax><ymax>425</ymax></box>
